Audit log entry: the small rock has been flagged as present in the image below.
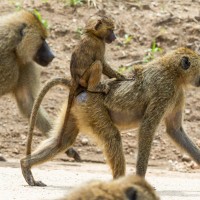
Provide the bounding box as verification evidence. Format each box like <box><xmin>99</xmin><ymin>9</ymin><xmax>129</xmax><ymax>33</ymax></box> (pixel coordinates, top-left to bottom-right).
<box><xmin>96</xmin><ymin>149</ymin><xmax>102</xmax><ymax>154</ymax></box>
<box><xmin>161</xmin><ymin>147</ymin><xmax>165</xmax><ymax>151</ymax></box>
<box><xmin>185</xmin><ymin>109</ymin><xmax>191</xmax><ymax>114</ymax></box>
<box><xmin>196</xmin><ymin>140</ymin><xmax>200</xmax><ymax>147</ymax></box>
<box><xmin>0</xmin><ymin>154</ymin><xmax>6</xmax><ymax>162</ymax></box>
<box><xmin>190</xmin><ymin>161</ymin><xmax>199</xmax><ymax>169</ymax></box>
<box><xmin>127</xmin><ymin>132</ymin><xmax>132</xmax><ymax>136</ymax></box>
<box><xmin>142</xmin><ymin>4</ymin><xmax>151</xmax><ymax>10</ymax></box>
<box><xmin>81</xmin><ymin>138</ymin><xmax>89</xmax><ymax>145</ymax></box>
<box><xmin>13</xmin><ymin>148</ymin><xmax>19</xmax><ymax>155</ymax></box>
<box><xmin>181</xmin><ymin>154</ymin><xmax>192</xmax><ymax>162</ymax></box>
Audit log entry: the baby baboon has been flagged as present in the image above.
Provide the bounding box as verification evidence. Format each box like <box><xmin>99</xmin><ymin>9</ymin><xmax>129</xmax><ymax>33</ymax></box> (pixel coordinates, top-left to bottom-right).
<box><xmin>58</xmin><ymin>15</ymin><xmax>126</xmax><ymax>145</ymax></box>
<box><xmin>0</xmin><ymin>10</ymin><xmax>79</xmax><ymax>161</ymax></box>
<box><xmin>21</xmin><ymin>47</ymin><xmax>200</xmax><ymax>186</ymax></box>
<box><xmin>61</xmin><ymin>175</ymin><xmax>160</xmax><ymax>200</ymax></box>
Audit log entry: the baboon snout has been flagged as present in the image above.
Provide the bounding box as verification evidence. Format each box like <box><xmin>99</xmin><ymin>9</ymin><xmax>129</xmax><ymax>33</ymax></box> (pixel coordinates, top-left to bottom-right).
<box><xmin>34</xmin><ymin>40</ymin><xmax>55</xmax><ymax>66</ymax></box>
<box><xmin>105</xmin><ymin>31</ymin><xmax>116</xmax><ymax>44</ymax></box>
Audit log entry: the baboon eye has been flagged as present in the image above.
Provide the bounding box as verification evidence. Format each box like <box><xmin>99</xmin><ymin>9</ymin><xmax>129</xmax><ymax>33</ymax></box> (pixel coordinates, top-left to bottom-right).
<box><xmin>125</xmin><ymin>187</ymin><xmax>137</xmax><ymax>200</ymax></box>
<box><xmin>181</xmin><ymin>56</ymin><xmax>191</xmax><ymax>70</ymax></box>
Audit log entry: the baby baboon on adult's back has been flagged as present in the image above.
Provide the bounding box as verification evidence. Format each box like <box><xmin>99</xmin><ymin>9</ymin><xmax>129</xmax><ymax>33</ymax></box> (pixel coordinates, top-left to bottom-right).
<box><xmin>21</xmin><ymin>47</ymin><xmax>200</xmax><ymax>186</ymax></box>
<box><xmin>57</xmin><ymin>15</ymin><xmax>126</xmax><ymax>145</ymax></box>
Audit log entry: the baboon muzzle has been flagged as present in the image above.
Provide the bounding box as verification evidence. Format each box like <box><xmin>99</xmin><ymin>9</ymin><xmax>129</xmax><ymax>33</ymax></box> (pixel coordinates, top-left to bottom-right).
<box><xmin>34</xmin><ymin>40</ymin><xmax>55</xmax><ymax>66</ymax></box>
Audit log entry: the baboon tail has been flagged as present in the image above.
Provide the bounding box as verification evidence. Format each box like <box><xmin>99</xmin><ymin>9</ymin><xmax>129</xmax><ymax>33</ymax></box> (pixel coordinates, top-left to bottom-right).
<box><xmin>26</xmin><ymin>78</ymin><xmax>71</xmax><ymax>155</ymax></box>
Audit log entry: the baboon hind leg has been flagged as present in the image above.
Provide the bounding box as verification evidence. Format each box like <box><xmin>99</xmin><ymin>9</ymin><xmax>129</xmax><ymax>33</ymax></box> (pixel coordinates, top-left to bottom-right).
<box><xmin>20</xmin><ymin>114</ymin><xmax>79</xmax><ymax>186</ymax></box>
<box><xmin>80</xmin><ymin>60</ymin><xmax>109</xmax><ymax>94</ymax></box>
<box><xmin>91</xmin><ymin>109</ymin><xmax>126</xmax><ymax>178</ymax></box>
<box><xmin>96</xmin><ymin>126</ymin><xmax>125</xmax><ymax>178</ymax></box>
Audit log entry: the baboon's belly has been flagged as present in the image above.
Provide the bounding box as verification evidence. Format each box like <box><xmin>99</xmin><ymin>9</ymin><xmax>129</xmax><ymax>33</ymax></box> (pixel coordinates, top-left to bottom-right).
<box><xmin>74</xmin><ymin>91</ymin><xmax>144</xmax><ymax>131</ymax></box>
<box><xmin>109</xmin><ymin>110</ymin><xmax>142</xmax><ymax>130</ymax></box>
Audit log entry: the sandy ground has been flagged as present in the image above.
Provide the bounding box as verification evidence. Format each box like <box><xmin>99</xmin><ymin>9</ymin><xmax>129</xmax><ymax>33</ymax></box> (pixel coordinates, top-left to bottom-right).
<box><xmin>1</xmin><ymin>159</ymin><xmax>200</xmax><ymax>200</ymax></box>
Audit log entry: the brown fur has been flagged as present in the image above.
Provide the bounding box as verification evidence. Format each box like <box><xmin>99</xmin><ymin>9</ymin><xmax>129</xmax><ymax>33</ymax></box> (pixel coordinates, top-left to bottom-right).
<box><xmin>0</xmin><ymin>10</ymin><xmax>79</xmax><ymax>161</ymax></box>
<box><xmin>58</xmin><ymin>15</ymin><xmax>126</xmax><ymax>145</ymax></box>
<box><xmin>61</xmin><ymin>175</ymin><xmax>160</xmax><ymax>200</ymax></box>
<box><xmin>21</xmin><ymin>47</ymin><xmax>200</xmax><ymax>186</ymax></box>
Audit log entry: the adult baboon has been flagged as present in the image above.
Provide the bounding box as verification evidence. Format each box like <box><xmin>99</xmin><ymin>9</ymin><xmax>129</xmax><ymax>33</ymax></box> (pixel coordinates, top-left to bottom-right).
<box><xmin>0</xmin><ymin>10</ymin><xmax>79</xmax><ymax>161</ymax></box>
<box><xmin>21</xmin><ymin>47</ymin><xmax>200</xmax><ymax>186</ymax></box>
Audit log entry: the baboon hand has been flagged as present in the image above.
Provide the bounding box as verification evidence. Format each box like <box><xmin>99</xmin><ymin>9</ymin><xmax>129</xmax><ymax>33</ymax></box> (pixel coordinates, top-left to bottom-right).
<box><xmin>102</xmin><ymin>83</ymin><xmax>110</xmax><ymax>94</ymax></box>
<box><xmin>116</xmin><ymin>74</ymin><xmax>128</xmax><ymax>81</ymax></box>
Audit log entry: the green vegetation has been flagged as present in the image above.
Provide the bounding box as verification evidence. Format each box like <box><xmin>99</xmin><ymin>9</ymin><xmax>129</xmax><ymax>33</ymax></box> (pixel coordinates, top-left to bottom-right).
<box><xmin>118</xmin><ymin>65</ymin><xmax>133</xmax><ymax>74</ymax></box>
<box><xmin>42</xmin><ymin>0</ymin><xmax>49</xmax><ymax>3</ymax></box>
<box><xmin>76</xmin><ymin>27</ymin><xmax>84</xmax><ymax>37</ymax></box>
<box><xmin>123</xmin><ymin>34</ymin><xmax>133</xmax><ymax>45</ymax></box>
<box><xmin>143</xmin><ymin>39</ymin><xmax>162</xmax><ymax>63</ymax></box>
<box><xmin>67</xmin><ymin>0</ymin><xmax>83</xmax><ymax>7</ymax></box>
<box><xmin>33</xmin><ymin>9</ymin><xmax>48</xmax><ymax>29</ymax></box>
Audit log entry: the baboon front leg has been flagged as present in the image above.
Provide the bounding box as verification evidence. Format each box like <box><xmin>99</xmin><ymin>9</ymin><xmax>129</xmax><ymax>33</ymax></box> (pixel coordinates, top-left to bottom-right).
<box><xmin>21</xmin><ymin>114</ymin><xmax>79</xmax><ymax>186</ymax></box>
<box><xmin>14</xmin><ymin>64</ymin><xmax>80</xmax><ymax>161</ymax></box>
<box><xmin>136</xmin><ymin>103</ymin><xmax>164</xmax><ymax>177</ymax></box>
<box><xmin>165</xmin><ymin>110</ymin><xmax>200</xmax><ymax>164</ymax></box>
<box><xmin>80</xmin><ymin>60</ymin><xmax>109</xmax><ymax>94</ymax></box>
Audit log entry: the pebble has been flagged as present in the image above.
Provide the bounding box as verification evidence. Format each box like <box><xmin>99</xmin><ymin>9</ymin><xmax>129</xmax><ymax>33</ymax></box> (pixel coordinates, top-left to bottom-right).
<box><xmin>0</xmin><ymin>154</ymin><xmax>6</xmax><ymax>162</ymax></box>
<box><xmin>181</xmin><ymin>154</ymin><xmax>192</xmax><ymax>162</ymax></box>
<box><xmin>96</xmin><ymin>149</ymin><xmax>102</xmax><ymax>154</ymax></box>
<box><xmin>81</xmin><ymin>138</ymin><xmax>89</xmax><ymax>145</ymax></box>
<box><xmin>185</xmin><ymin>109</ymin><xmax>191</xmax><ymax>114</ymax></box>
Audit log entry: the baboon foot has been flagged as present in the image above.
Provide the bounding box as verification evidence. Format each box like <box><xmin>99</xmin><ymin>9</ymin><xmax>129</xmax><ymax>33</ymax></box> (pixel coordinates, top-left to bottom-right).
<box><xmin>65</xmin><ymin>148</ymin><xmax>81</xmax><ymax>162</ymax></box>
<box><xmin>20</xmin><ymin>159</ymin><xmax>46</xmax><ymax>187</ymax></box>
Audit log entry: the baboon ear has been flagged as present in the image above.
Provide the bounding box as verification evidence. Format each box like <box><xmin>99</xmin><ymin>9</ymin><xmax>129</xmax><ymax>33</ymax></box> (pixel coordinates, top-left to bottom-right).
<box><xmin>181</xmin><ymin>56</ymin><xmax>191</xmax><ymax>70</ymax></box>
<box><xmin>94</xmin><ymin>19</ymin><xmax>102</xmax><ymax>30</ymax></box>
<box><xmin>125</xmin><ymin>187</ymin><xmax>137</xmax><ymax>200</ymax></box>
<box><xmin>19</xmin><ymin>23</ymin><xmax>27</xmax><ymax>37</ymax></box>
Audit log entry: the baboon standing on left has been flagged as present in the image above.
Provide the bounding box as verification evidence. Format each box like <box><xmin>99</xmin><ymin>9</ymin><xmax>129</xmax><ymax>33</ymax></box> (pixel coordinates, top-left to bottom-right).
<box><xmin>0</xmin><ymin>10</ymin><xmax>80</xmax><ymax>161</ymax></box>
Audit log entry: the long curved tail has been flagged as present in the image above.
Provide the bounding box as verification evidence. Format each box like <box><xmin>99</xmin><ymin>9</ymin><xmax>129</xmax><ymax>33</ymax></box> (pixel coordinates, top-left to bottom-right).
<box><xmin>26</xmin><ymin>77</ymin><xmax>71</xmax><ymax>155</ymax></box>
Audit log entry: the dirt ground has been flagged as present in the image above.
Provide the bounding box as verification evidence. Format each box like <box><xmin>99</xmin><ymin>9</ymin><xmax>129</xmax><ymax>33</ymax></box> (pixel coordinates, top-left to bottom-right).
<box><xmin>1</xmin><ymin>0</ymin><xmax>200</xmax><ymax>173</ymax></box>
<box><xmin>1</xmin><ymin>160</ymin><xmax>200</xmax><ymax>200</ymax></box>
